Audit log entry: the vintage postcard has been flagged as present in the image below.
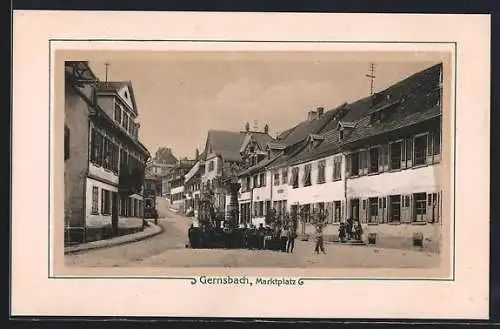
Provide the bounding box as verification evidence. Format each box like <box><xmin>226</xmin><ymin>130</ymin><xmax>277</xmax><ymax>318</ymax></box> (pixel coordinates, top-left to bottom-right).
<box><xmin>12</xmin><ymin>12</ymin><xmax>490</xmax><ymax>319</ymax></box>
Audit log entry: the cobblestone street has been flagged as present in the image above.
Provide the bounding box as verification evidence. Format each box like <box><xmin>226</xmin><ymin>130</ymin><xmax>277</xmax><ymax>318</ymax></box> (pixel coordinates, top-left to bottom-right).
<box><xmin>65</xmin><ymin>207</ymin><xmax>440</xmax><ymax>269</ymax></box>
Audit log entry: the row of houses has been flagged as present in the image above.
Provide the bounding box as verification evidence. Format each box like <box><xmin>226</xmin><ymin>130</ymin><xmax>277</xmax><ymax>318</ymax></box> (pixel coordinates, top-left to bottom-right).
<box><xmin>64</xmin><ymin>61</ymin><xmax>151</xmax><ymax>245</ymax></box>
<box><xmin>183</xmin><ymin>62</ymin><xmax>444</xmax><ymax>249</ymax></box>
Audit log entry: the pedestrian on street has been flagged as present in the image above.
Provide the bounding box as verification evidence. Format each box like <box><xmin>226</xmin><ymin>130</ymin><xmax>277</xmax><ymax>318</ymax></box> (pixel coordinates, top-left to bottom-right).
<box><xmin>314</xmin><ymin>221</ymin><xmax>326</xmax><ymax>254</ymax></box>
<box><xmin>286</xmin><ymin>225</ymin><xmax>297</xmax><ymax>253</ymax></box>
<box><xmin>258</xmin><ymin>223</ymin><xmax>265</xmax><ymax>250</ymax></box>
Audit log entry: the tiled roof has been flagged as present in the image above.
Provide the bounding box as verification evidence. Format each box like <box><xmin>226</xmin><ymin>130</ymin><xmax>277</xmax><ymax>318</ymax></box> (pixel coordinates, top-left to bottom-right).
<box><xmin>284</xmin><ymin>63</ymin><xmax>443</xmax><ymax>165</ymax></box>
<box><xmin>237</xmin><ymin>152</ymin><xmax>284</xmax><ymax>176</ymax></box>
<box><xmin>206</xmin><ymin>130</ymin><xmax>248</xmax><ymax>163</ymax></box>
<box><xmin>275</xmin><ymin>108</ymin><xmax>340</xmax><ymax>147</ymax></box>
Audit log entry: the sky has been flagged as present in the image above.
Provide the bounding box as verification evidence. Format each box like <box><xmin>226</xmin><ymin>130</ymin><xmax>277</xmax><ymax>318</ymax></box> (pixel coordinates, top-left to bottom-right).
<box><xmin>87</xmin><ymin>52</ymin><xmax>442</xmax><ymax>160</ymax></box>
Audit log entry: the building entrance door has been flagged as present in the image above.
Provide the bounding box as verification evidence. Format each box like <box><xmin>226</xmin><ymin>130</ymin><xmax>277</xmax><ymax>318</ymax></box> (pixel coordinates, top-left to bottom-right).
<box><xmin>350</xmin><ymin>199</ymin><xmax>359</xmax><ymax>221</ymax></box>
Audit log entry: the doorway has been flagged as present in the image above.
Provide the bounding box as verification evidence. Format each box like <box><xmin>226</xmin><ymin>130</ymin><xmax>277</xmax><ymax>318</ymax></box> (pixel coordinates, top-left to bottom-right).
<box><xmin>350</xmin><ymin>199</ymin><xmax>359</xmax><ymax>221</ymax></box>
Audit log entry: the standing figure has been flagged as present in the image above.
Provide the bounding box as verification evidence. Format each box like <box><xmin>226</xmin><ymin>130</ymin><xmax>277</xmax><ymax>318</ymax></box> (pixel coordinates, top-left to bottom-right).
<box><xmin>286</xmin><ymin>225</ymin><xmax>297</xmax><ymax>253</ymax></box>
<box><xmin>314</xmin><ymin>221</ymin><xmax>326</xmax><ymax>254</ymax></box>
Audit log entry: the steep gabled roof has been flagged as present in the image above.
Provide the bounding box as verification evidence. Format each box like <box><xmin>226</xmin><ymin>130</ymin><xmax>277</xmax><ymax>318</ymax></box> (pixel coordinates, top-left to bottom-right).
<box><xmin>95</xmin><ymin>80</ymin><xmax>138</xmax><ymax>115</ymax></box>
<box><xmin>205</xmin><ymin>130</ymin><xmax>248</xmax><ymax>163</ymax></box>
<box><xmin>275</xmin><ymin>108</ymin><xmax>339</xmax><ymax>147</ymax></box>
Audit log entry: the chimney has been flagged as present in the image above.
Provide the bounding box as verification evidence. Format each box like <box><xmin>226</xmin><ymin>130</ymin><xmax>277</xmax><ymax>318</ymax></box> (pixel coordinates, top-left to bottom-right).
<box><xmin>264</xmin><ymin>124</ymin><xmax>269</xmax><ymax>134</ymax></box>
<box><xmin>317</xmin><ymin>107</ymin><xmax>324</xmax><ymax>118</ymax></box>
<box><xmin>245</xmin><ymin>122</ymin><xmax>250</xmax><ymax>132</ymax></box>
<box><xmin>195</xmin><ymin>148</ymin><xmax>200</xmax><ymax>160</ymax></box>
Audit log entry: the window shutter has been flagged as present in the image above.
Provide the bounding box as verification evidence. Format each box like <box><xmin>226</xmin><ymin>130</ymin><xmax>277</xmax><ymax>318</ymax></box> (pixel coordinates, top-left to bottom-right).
<box><xmin>426</xmin><ymin>133</ymin><xmax>433</xmax><ymax>165</ymax></box>
<box><xmin>101</xmin><ymin>189</ymin><xmax>105</xmax><ymax>215</ymax></box>
<box><xmin>359</xmin><ymin>198</ymin><xmax>367</xmax><ymax>223</ymax></box>
<box><xmin>401</xmin><ymin>140</ymin><xmax>407</xmax><ymax>169</ymax></box>
<box><xmin>346</xmin><ymin>154</ymin><xmax>352</xmax><ymax>178</ymax></box>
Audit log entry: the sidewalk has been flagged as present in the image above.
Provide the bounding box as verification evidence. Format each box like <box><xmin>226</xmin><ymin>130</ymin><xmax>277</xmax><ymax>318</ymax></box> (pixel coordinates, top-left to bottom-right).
<box><xmin>64</xmin><ymin>220</ymin><xmax>164</xmax><ymax>255</ymax></box>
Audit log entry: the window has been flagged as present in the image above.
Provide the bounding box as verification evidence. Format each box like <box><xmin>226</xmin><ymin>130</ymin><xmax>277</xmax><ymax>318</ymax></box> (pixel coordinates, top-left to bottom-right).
<box><xmin>333</xmin><ymin>156</ymin><xmax>342</xmax><ymax>181</ymax></box>
<box><xmin>413</xmin><ymin>193</ymin><xmax>427</xmax><ymax>222</ymax></box>
<box><xmin>274</xmin><ymin>172</ymin><xmax>280</xmax><ymax>186</ymax></box>
<box><xmin>258</xmin><ymin>201</ymin><xmax>264</xmax><ymax>217</ymax></box>
<box><xmin>414</xmin><ymin>135</ymin><xmax>428</xmax><ymax>166</ymax></box>
<box><xmin>91</xmin><ymin>186</ymin><xmax>99</xmax><ymax>214</ymax></box>
<box><xmin>350</xmin><ymin>152</ymin><xmax>360</xmax><ymax>176</ymax></box>
<box><xmin>383</xmin><ymin>198</ymin><xmax>387</xmax><ymax>208</ymax></box>
<box><xmin>253</xmin><ymin>175</ymin><xmax>260</xmax><ymax>188</ymax></box>
<box><xmin>128</xmin><ymin>197</ymin><xmax>133</xmax><ymax>216</ymax></box>
<box><xmin>291</xmin><ymin>167</ymin><xmax>299</xmax><ymax>188</ymax></box>
<box><xmin>260</xmin><ymin>173</ymin><xmax>266</xmax><ymax>187</ymax></box>
<box><xmin>120</xmin><ymin>195</ymin><xmax>127</xmax><ymax>216</ymax></box>
<box><xmin>282</xmin><ymin>168</ymin><xmax>288</xmax><ymax>184</ymax></box>
<box><xmin>390</xmin><ymin>141</ymin><xmax>402</xmax><ymax>170</ymax></box>
<box><xmin>359</xmin><ymin>150</ymin><xmax>368</xmax><ymax>175</ymax></box>
<box><xmin>379</xmin><ymin>144</ymin><xmax>389</xmax><ymax>171</ymax></box>
<box><xmin>428</xmin><ymin>194</ymin><xmax>433</xmax><ymax>206</ymax></box>
<box><xmin>103</xmin><ymin>137</ymin><xmax>111</xmax><ymax>170</ymax></box>
<box><xmin>334</xmin><ymin>201</ymin><xmax>341</xmax><ymax>222</ymax></box>
<box><xmin>101</xmin><ymin>189</ymin><xmax>111</xmax><ymax>215</ymax></box>
<box><xmin>317</xmin><ymin>160</ymin><xmax>326</xmax><ymax>184</ymax></box>
<box><xmin>433</xmin><ymin>130</ymin><xmax>441</xmax><ymax>156</ymax></box>
<box><xmin>64</xmin><ymin>125</ymin><xmax>70</xmax><ymax>160</ymax></box>
<box><xmin>362</xmin><ymin>200</ymin><xmax>366</xmax><ymax>209</ymax></box>
<box><xmin>208</xmin><ymin>161</ymin><xmax>214</xmax><ymax>172</ymax></box>
<box><xmin>405</xmin><ymin>137</ymin><xmax>413</xmax><ymax>166</ymax></box>
<box><xmin>90</xmin><ymin>129</ymin><xmax>104</xmax><ymax>166</ymax></box>
<box><xmin>369</xmin><ymin>147</ymin><xmax>379</xmax><ymax>173</ymax></box>
<box><xmin>404</xmin><ymin>196</ymin><xmax>410</xmax><ymax>208</ymax></box>
<box><xmin>246</xmin><ymin>177</ymin><xmax>251</xmax><ymax>191</ymax></box>
<box><xmin>303</xmin><ymin>164</ymin><xmax>312</xmax><ymax>187</ymax></box>
<box><xmin>114</xmin><ymin>104</ymin><xmax>122</xmax><ymax>124</ymax></box>
<box><xmin>368</xmin><ymin>197</ymin><xmax>379</xmax><ymax>222</ymax></box>
<box><xmin>389</xmin><ymin>195</ymin><xmax>401</xmax><ymax>222</ymax></box>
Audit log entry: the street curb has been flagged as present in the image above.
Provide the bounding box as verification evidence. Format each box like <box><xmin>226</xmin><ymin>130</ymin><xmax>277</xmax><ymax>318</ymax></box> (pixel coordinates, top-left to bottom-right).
<box><xmin>64</xmin><ymin>220</ymin><xmax>164</xmax><ymax>255</ymax></box>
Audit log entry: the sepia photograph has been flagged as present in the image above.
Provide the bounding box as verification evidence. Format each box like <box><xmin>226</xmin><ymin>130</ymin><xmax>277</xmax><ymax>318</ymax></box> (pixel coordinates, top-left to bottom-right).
<box><xmin>61</xmin><ymin>51</ymin><xmax>450</xmax><ymax>272</ymax></box>
<box><xmin>11</xmin><ymin>11</ymin><xmax>490</xmax><ymax>319</ymax></box>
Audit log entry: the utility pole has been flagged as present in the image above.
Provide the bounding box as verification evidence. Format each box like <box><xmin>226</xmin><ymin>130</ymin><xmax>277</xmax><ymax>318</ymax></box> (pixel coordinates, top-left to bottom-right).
<box><xmin>366</xmin><ymin>63</ymin><xmax>376</xmax><ymax>96</ymax></box>
<box><xmin>104</xmin><ymin>61</ymin><xmax>110</xmax><ymax>82</ymax></box>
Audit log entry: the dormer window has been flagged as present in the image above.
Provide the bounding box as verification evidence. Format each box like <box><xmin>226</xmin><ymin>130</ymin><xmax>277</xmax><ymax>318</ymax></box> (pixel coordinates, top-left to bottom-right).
<box><xmin>124</xmin><ymin>91</ymin><xmax>129</xmax><ymax>99</ymax></box>
<box><xmin>339</xmin><ymin>129</ymin><xmax>344</xmax><ymax>140</ymax></box>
